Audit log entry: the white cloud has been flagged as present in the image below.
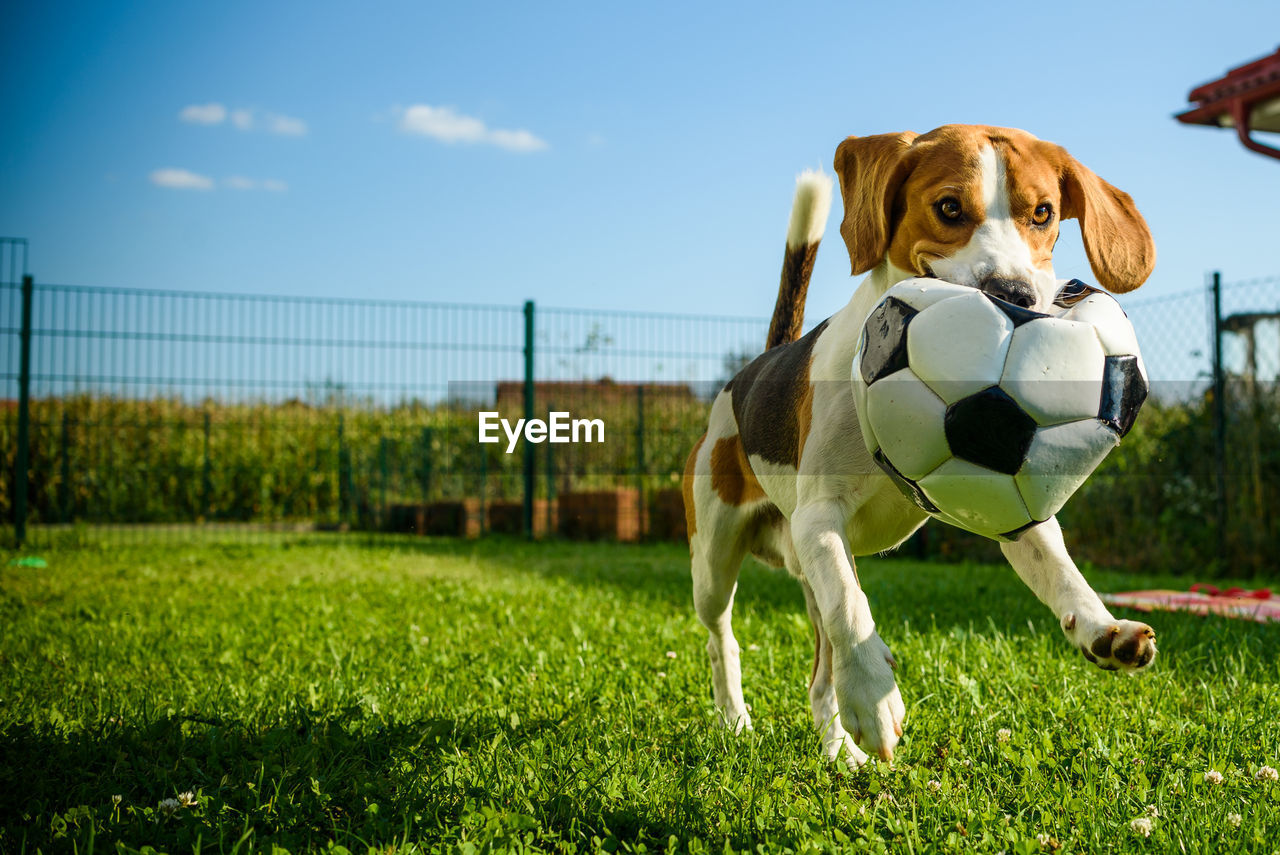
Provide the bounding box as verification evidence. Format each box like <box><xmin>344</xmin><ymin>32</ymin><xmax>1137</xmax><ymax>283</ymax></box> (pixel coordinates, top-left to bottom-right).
<box><xmin>154</xmin><ymin>172</ymin><xmax>287</xmax><ymax>192</ymax></box>
<box><xmin>399</xmin><ymin>104</ymin><xmax>547</xmax><ymax>152</ymax></box>
<box><xmin>266</xmin><ymin>113</ymin><xmax>307</xmax><ymax>136</ymax></box>
<box><xmin>488</xmin><ymin>128</ymin><xmax>547</xmax><ymax>152</ymax></box>
<box><xmin>180</xmin><ymin>103</ymin><xmax>227</xmax><ymax>125</ymax></box>
<box><xmin>150</xmin><ymin>168</ymin><xmax>214</xmax><ymax>190</ymax></box>
<box><xmin>179</xmin><ymin>103</ymin><xmax>306</xmax><ymax>136</ymax></box>
<box><xmin>401</xmin><ymin>105</ymin><xmax>486</xmax><ymax>143</ymax></box>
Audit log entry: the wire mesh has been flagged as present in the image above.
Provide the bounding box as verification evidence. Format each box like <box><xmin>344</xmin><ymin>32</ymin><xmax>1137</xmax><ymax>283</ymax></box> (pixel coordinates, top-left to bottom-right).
<box><xmin>0</xmin><ymin>282</ymin><xmax>524</xmax><ymax>542</ymax></box>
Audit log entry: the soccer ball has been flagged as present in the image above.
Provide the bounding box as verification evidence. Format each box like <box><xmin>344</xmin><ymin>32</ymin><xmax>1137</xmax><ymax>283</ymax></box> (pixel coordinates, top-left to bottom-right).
<box><xmin>851</xmin><ymin>277</ymin><xmax>1148</xmax><ymax>541</ymax></box>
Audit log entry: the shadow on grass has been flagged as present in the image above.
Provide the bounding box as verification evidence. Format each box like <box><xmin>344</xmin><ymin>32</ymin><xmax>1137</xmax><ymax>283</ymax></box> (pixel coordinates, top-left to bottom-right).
<box><xmin>0</xmin><ymin>705</ymin><xmax>777</xmax><ymax>853</ymax></box>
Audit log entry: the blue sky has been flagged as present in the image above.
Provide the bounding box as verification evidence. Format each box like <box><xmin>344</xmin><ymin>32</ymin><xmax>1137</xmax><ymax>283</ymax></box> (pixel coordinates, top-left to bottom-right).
<box><xmin>3</xmin><ymin>0</ymin><xmax>1279</xmax><ymax>324</ymax></box>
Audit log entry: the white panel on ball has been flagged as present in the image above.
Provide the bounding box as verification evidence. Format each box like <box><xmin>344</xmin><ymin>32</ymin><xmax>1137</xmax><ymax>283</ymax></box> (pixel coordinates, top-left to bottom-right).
<box><xmin>917</xmin><ymin>458</ymin><xmax>1032</xmax><ymax>537</ymax></box>
<box><xmin>891</xmin><ymin>278</ymin><xmax>975</xmax><ymax>312</ymax></box>
<box><xmin>1060</xmin><ymin>294</ymin><xmax>1140</xmax><ymax>357</ymax></box>
<box><xmin>1014</xmin><ymin>420</ymin><xmax>1121</xmax><ymax>520</ymax></box>
<box><xmin>865</xmin><ymin>368</ymin><xmax>950</xmax><ymax>480</ymax></box>
<box><xmin>907</xmin><ymin>291</ymin><xmax>1015</xmax><ymax>404</ymax></box>
<box><xmin>1001</xmin><ymin>318</ymin><xmax>1105</xmax><ymax>425</ymax></box>
<box><xmin>1060</xmin><ymin>294</ymin><xmax>1149</xmax><ymax>383</ymax></box>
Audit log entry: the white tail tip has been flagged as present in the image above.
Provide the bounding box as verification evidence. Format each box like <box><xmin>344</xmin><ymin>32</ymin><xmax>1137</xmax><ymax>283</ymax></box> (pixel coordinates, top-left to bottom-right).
<box><xmin>786</xmin><ymin>169</ymin><xmax>834</xmax><ymax>249</ymax></box>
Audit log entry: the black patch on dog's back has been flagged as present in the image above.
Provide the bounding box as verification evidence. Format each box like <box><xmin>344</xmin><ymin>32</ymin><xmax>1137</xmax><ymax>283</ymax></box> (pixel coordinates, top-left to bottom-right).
<box><xmin>729</xmin><ymin>319</ymin><xmax>829</xmax><ymax>468</ymax></box>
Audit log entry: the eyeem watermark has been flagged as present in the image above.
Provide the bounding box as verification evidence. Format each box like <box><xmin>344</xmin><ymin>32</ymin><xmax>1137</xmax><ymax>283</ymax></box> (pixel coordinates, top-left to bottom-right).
<box><xmin>479</xmin><ymin>411</ymin><xmax>605</xmax><ymax>454</ymax></box>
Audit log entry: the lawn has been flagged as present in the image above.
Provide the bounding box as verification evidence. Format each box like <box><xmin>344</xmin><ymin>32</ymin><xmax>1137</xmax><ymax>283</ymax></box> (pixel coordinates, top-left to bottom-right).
<box><xmin>1</xmin><ymin>536</ymin><xmax>1278</xmax><ymax>853</ymax></box>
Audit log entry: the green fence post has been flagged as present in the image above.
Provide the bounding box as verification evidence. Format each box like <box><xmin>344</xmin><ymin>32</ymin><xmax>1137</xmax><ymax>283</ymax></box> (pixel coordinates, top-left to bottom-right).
<box><xmin>523</xmin><ymin>300</ymin><xmax>535</xmax><ymax>539</ymax></box>
<box><xmin>1210</xmin><ymin>271</ymin><xmax>1228</xmax><ymax>567</ymax></box>
<box><xmin>14</xmin><ymin>275</ymin><xmax>33</xmax><ymax>545</ymax></box>
<box><xmin>635</xmin><ymin>384</ymin><xmax>645</xmax><ymax>539</ymax></box>
<box><xmin>545</xmin><ymin>425</ymin><xmax>555</xmax><ymax>537</ymax></box>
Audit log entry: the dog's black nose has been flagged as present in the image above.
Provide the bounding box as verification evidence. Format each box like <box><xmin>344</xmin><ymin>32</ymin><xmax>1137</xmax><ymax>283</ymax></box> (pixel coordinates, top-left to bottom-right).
<box><xmin>981</xmin><ymin>276</ymin><xmax>1036</xmax><ymax>309</ymax></box>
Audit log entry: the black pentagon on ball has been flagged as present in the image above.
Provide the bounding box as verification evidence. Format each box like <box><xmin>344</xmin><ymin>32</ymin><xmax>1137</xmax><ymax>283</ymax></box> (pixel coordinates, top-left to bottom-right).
<box><xmin>1098</xmin><ymin>354</ymin><xmax>1148</xmax><ymax>437</ymax></box>
<box><xmin>873</xmin><ymin>449</ymin><xmax>940</xmax><ymax>514</ymax></box>
<box><xmin>860</xmin><ymin>297</ymin><xmax>918</xmax><ymax>385</ymax></box>
<box><xmin>944</xmin><ymin>386</ymin><xmax>1038</xmax><ymax>476</ymax></box>
<box><xmin>983</xmin><ymin>293</ymin><xmax>1050</xmax><ymax>328</ymax></box>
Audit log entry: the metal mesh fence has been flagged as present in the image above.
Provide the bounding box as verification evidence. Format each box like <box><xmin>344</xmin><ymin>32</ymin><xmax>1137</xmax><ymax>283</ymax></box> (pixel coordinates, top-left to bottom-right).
<box><xmin>1211</xmin><ymin>275</ymin><xmax>1280</xmax><ymax>569</ymax></box>
<box><xmin>2</xmin><ymin>269</ymin><xmax>1278</xmax><ymax>574</ymax></box>
<box><xmin>0</xmin><ymin>280</ymin><xmax>767</xmax><ymax>545</ymax></box>
<box><xmin>0</xmin><ymin>281</ymin><xmax>526</xmax><ymax>539</ymax></box>
<box><xmin>524</xmin><ymin>306</ymin><xmax>766</xmax><ymax>540</ymax></box>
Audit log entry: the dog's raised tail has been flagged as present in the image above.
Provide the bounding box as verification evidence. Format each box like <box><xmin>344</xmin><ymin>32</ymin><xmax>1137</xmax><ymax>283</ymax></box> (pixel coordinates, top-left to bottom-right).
<box><xmin>765</xmin><ymin>170</ymin><xmax>833</xmax><ymax>350</ymax></box>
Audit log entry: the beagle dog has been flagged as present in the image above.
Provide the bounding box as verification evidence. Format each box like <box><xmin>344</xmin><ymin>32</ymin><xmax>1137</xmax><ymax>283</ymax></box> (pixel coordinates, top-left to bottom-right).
<box><xmin>682</xmin><ymin>125</ymin><xmax>1158</xmax><ymax>767</ymax></box>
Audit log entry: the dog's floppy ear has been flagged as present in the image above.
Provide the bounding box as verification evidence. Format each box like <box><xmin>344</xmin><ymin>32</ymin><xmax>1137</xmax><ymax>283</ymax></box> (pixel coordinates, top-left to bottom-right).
<box><xmin>1058</xmin><ymin>154</ymin><xmax>1155</xmax><ymax>293</ymax></box>
<box><xmin>833</xmin><ymin>132</ymin><xmax>918</xmax><ymax>276</ymax></box>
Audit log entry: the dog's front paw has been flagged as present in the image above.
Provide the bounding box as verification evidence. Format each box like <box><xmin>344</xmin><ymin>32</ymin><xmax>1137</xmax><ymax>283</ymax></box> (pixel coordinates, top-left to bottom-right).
<box><xmin>715</xmin><ymin>704</ymin><xmax>754</xmax><ymax>735</ymax></box>
<box><xmin>1063</xmin><ymin>614</ymin><xmax>1157</xmax><ymax>672</ymax></box>
<box><xmin>834</xmin><ymin>633</ymin><xmax>906</xmax><ymax>762</ymax></box>
<box><xmin>816</xmin><ymin>724</ymin><xmax>872</xmax><ymax>768</ymax></box>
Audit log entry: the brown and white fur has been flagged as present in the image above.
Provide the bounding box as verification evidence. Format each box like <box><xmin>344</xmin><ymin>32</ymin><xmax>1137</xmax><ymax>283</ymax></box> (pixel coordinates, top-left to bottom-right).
<box><xmin>683</xmin><ymin>125</ymin><xmax>1158</xmax><ymax>767</ymax></box>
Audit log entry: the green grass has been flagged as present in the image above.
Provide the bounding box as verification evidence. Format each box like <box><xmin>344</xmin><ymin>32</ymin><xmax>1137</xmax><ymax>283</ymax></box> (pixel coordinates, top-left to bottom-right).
<box><xmin>2</xmin><ymin>537</ymin><xmax>1279</xmax><ymax>853</ymax></box>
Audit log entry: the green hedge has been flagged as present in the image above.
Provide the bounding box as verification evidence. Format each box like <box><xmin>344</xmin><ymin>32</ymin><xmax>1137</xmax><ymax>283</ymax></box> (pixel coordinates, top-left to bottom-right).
<box><xmin>3</xmin><ymin>386</ymin><xmax>1276</xmax><ymax>575</ymax></box>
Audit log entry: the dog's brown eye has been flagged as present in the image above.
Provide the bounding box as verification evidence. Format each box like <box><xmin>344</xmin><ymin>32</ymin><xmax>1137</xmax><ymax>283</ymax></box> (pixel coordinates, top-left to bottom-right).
<box><xmin>1032</xmin><ymin>202</ymin><xmax>1053</xmax><ymax>226</ymax></box>
<box><xmin>936</xmin><ymin>197</ymin><xmax>963</xmax><ymax>222</ymax></box>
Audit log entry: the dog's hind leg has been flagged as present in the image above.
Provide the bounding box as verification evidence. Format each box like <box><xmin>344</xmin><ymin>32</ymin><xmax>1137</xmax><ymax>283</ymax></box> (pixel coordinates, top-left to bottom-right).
<box><xmin>801</xmin><ymin>580</ymin><xmax>871</xmax><ymax>767</ymax></box>
<box><xmin>691</xmin><ymin>510</ymin><xmax>753</xmax><ymax>733</ymax></box>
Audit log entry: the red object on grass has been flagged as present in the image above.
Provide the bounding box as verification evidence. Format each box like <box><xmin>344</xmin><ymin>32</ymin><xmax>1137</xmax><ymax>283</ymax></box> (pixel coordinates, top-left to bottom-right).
<box><xmin>1189</xmin><ymin>583</ymin><xmax>1273</xmax><ymax>599</ymax></box>
<box><xmin>1101</xmin><ymin>587</ymin><xmax>1280</xmax><ymax>623</ymax></box>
